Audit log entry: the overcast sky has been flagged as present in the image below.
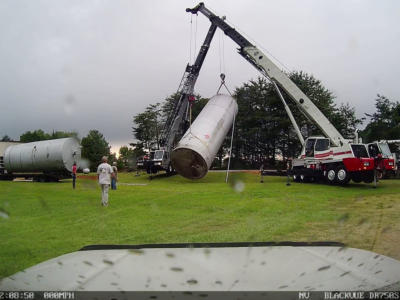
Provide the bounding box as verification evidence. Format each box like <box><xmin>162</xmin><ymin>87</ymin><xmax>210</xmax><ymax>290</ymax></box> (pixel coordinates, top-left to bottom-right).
<box><xmin>0</xmin><ymin>0</ymin><xmax>399</xmax><ymax>153</ymax></box>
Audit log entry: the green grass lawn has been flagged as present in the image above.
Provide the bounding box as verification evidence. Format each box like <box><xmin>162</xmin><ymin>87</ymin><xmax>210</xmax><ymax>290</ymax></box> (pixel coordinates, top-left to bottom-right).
<box><xmin>1</xmin><ymin>171</ymin><xmax>400</xmax><ymax>278</ymax></box>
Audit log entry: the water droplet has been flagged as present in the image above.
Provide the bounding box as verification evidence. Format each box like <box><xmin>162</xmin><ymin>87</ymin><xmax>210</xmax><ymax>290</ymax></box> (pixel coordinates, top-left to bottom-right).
<box><xmin>103</xmin><ymin>259</ymin><xmax>114</xmax><ymax>265</ymax></box>
<box><xmin>340</xmin><ymin>271</ymin><xmax>351</xmax><ymax>277</ymax></box>
<box><xmin>129</xmin><ymin>249</ymin><xmax>144</xmax><ymax>255</ymax></box>
<box><xmin>318</xmin><ymin>265</ymin><xmax>331</xmax><ymax>271</ymax></box>
<box><xmin>170</xmin><ymin>267</ymin><xmax>183</xmax><ymax>272</ymax></box>
<box><xmin>0</xmin><ymin>211</ymin><xmax>9</xmax><ymax>219</ymax></box>
<box><xmin>187</xmin><ymin>279</ymin><xmax>198</xmax><ymax>285</ymax></box>
<box><xmin>233</xmin><ymin>180</ymin><xmax>245</xmax><ymax>193</ymax></box>
<box><xmin>279</xmin><ymin>285</ymin><xmax>288</xmax><ymax>289</ymax></box>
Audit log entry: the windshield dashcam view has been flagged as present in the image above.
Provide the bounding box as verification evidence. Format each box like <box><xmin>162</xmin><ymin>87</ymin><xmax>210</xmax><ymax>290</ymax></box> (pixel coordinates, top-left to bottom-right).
<box><xmin>1</xmin><ymin>1</ymin><xmax>399</xmax><ymax>299</ymax></box>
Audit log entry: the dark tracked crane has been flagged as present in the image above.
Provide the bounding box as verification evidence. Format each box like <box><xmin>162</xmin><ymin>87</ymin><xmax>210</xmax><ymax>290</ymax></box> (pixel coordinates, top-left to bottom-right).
<box><xmin>145</xmin><ymin>22</ymin><xmax>218</xmax><ymax>175</ymax></box>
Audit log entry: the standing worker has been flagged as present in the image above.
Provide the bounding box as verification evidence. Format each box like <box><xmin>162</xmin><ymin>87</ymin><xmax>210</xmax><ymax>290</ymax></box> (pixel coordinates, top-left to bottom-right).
<box><xmin>72</xmin><ymin>162</ymin><xmax>77</xmax><ymax>189</ymax></box>
<box><xmin>97</xmin><ymin>156</ymin><xmax>114</xmax><ymax>207</ymax></box>
<box><xmin>111</xmin><ymin>161</ymin><xmax>118</xmax><ymax>190</ymax></box>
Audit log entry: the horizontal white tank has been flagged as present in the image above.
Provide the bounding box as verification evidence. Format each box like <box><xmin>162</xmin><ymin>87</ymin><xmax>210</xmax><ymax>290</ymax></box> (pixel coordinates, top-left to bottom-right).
<box><xmin>4</xmin><ymin>138</ymin><xmax>81</xmax><ymax>173</ymax></box>
<box><xmin>171</xmin><ymin>94</ymin><xmax>238</xmax><ymax>179</ymax></box>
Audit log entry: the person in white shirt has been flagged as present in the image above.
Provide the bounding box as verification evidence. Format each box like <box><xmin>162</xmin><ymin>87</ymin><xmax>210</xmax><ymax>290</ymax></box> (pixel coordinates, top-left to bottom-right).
<box><xmin>97</xmin><ymin>156</ymin><xmax>115</xmax><ymax>206</ymax></box>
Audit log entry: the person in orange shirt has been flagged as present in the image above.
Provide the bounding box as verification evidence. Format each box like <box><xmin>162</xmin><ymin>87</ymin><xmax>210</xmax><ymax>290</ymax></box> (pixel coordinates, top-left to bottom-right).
<box><xmin>72</xmin><ymin>162</ymin><xmax>77</xmax><ymax>189</ymax></box>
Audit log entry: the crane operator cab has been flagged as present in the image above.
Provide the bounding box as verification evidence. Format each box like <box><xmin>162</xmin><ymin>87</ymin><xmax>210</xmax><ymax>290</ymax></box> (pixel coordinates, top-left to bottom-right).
<box><xmin>368</xmin><ymin>142</ymin><xmax>392</xmax><ymax>158</ymax></box>
<box><xmin>302</xmin><ymin>137</ymin><xmax>331</xmax><ymax>159</ymax></box>
<box><xmin>146</xmin><ymin>150</ymin><xmax>174</xmax><ymax>175</ymax></box>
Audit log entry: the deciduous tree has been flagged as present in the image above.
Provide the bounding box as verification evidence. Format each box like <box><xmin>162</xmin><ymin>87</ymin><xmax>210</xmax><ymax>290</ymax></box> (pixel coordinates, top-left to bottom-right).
<box><xmin>361</xmin><ymin>94</ymin><xmax>400</xmax><ymax>142</ymax></box>
<box><xmin>1</xmin><ymin>135</ymin><xmax>12</xmax><ymax>142</ymax></box>
<box><xmin>81</xmin><ymin>130</ymin><xmax>111</xmax><ymax>171</ymax></box>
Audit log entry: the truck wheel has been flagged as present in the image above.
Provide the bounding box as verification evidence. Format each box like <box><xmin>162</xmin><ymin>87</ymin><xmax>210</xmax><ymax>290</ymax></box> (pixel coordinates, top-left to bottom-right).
<box><xmin>166</xmin><ymin>164</ymin><xmax>174</xmax><ymax>175</ymax></box>
<box><xmin>292</xmin><ymin>174</ymin><xmax>300</xmax><ymax>182</ymax></box>
<box><xmin>384</xmin><ymin>170</ymin><xmax>394</xmax><ymax>179</ymax></box>
<box><xmin>326</xmin><ymin>168</ymin><xmax>336</xmax><ymax>185</ymax></box>
<box><xmin>352</xmin><ymin>174</ymin><xmax>362</xmax><ymax>183</ymax></box>
<box><xmin>335</xmin><ymin>166</ymin><xmax>350</xmax><ymax>185</ymax></box>
<box><xmin>363</xmin><ymin>171</ymin><xmax>374</xmax><ymax>183</ymax></box>
<box><xmin>300</xmin><ymin>173</ymin><xmax>311</xmax><ymax>183</ymax></box>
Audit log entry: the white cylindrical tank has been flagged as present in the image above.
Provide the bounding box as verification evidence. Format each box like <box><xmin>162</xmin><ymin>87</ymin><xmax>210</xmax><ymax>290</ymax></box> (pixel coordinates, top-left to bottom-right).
<box><xmin>4</xmin><ymin>138</ymin><xmax>81</xmax><ymax>174</ymax></box>
<box><xmin>171</xmin><ymin>94</ymin><xmax>238</xmax><ymax>179</ymax></box>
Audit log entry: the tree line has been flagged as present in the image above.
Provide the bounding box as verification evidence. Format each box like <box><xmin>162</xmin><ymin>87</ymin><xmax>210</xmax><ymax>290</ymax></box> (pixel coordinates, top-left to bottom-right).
<box><xmin>132</xmin><ymin>71</ymin><xmax>400</xmax><ymax>169</ymax></box>
<box><xmin>2</xmin><ymin>71</ymin><xmax>398</xmax><ymax>171</ymax></box>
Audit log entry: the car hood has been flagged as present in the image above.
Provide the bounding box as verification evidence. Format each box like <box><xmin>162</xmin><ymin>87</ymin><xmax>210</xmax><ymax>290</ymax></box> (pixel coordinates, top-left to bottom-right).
<box><xmin>1</xmin><ymin>242</ymin><xmax>399</xmax><ymax>291</ymax></box>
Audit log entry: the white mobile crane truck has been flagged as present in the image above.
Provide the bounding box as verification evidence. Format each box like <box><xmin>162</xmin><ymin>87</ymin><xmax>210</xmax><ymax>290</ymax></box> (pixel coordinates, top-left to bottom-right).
<box><xmin>186</xmin><ymin>2</ymin><xmax>375</xmax><ymax>185</ymax></box>
<box><xmin>144</xmin><ymin>22</ymin><xmax>218</xmax><ymax>176</ymax></box>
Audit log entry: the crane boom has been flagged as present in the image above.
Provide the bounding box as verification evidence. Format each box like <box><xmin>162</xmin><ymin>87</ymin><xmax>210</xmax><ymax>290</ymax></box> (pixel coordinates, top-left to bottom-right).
<box><xmin>160</xmin><ymin>23</ymin><xmax>218</xmax><ymax>153</ymax></box>
<box><xmin>186</xmin><ymin>2</ymin><xmax>346</xmax><ymax>147</ymax></box>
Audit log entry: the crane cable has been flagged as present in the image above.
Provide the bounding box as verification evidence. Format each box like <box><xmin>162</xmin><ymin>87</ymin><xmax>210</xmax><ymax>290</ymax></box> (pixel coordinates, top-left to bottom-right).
<box><xmin>225</xmin><ymin>112</ymin><xmax>236</xmax><ymax>183</ymax></box>
<box><xmin>186</xmin><ymin>14</ymin><xmax>206</xmax><ymax>147</ymax></box>
<box><xmin>189</xmin><ymin>98</ymin><xmax>193</xmax><ymax>134</ymax></box>
<box><xmin>189</xmin><ymin>14</ymin><xmax>192</xmax><ymax>64</ymax></box>
<box><xmin>215</xmin><ymin>73</ymin><xmax>236</xmax><ymax>183</ymax></box>
<box><xmin>194</xmin><ymin>14</ymin><xmax>198</xmax><ymax>63</ymax></box>
<box><xmin>218</xmin><ymin>28</ymin><xmax>227</xmax><ymax>77</ymax></box>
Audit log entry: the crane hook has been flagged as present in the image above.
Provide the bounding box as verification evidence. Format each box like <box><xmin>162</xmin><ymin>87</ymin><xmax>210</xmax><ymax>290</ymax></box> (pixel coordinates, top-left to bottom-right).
<box><xmin>220</xmin><ymin>73</ymin><xmax>225</xmax><ymax>84</ymax></box>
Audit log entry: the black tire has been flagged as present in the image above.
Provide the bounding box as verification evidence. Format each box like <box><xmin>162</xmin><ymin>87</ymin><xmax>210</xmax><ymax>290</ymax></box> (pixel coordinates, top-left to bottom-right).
<box><xmin>326</xmin><ymin>168</ymin><xmax>336</xmax><ymax>185</ymax></box>
<box><xmin>363</xmin><ymin>171</ymin><xmax>375</xmax><ymax>183</ymax></box>
<box><xmin>383</xmin><ymin>170</ymin><xmax>394</xmax><ymax>179</ymax></box>
<box><xmin>166</xmin><ymin>164</ymin><xmax>174</xmax><ymax>176</ymax></box>
<box><xmin>352</xmin><ymin>175</ymin><xmax>362</xmax><ymax>183</ymax></box>
<box><xmin>335</xmin><ymin>166</ymin><xmax>350</xmax><ymax>185</ymax></box>
<box><xmin>300</xmin><ymin>173</ymin><xmax>306</xmax><ymax>182</ymax></box>
<box><xmin>292</xmin><ymin>173</ymin><xmax>301</xmax><ymax>182</ymax></box>
<box><xmin>300</xmin><ymin>173</ymin><xmax>313</xmax><ymax>183</ymax></box>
